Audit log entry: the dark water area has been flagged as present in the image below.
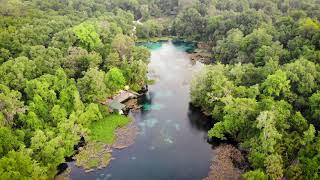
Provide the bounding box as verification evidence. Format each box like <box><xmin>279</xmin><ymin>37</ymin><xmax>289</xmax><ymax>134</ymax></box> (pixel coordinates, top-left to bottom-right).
<box><xmin>69</xmin><ymin>41</ymin><xmax>214</xmax><ymax>180</ymax></box>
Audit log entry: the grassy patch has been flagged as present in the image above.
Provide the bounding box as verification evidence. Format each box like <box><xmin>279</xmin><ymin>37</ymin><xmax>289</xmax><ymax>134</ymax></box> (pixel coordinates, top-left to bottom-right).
<box><xmin>89</xmin><ymin>114</ymin><xmax>130</xmax><ymax>144</ymax></box>
<box><xmin>75</xmin><ymin>114</ymin><xmax>130</xmax><ymax>171</ymax></box>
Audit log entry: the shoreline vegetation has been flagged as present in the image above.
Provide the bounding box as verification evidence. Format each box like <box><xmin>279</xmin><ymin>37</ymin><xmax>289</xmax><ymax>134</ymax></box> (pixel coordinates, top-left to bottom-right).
<box><xmin>205</xmin><ymin>144</ymin><xmax>246</xmax><ymax>180</ymax></box>
<box><xmin>56</xmin><ymin>97</ymin><xmax>141</xmax><ymax>177</ymax></box>
<box><xmin>74</xmin><ymin>114</ymin><xmax>139</xmax><ymax>173</ymax></box>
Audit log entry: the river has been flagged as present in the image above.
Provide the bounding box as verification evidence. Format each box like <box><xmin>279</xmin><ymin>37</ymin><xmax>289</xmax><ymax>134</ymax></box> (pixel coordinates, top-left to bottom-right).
<box><xmin>69</xmin><ymin>41</ymin><xmax>214</xmax><ymax>180</ymax></box>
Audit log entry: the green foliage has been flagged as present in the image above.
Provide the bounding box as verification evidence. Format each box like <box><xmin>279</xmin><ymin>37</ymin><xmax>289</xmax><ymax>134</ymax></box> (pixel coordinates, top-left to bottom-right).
<box><xmin>89</xmin><ymin>115</ymin><xmax>129</xmax><ymax>144</ymax></box>
<box><xmin>309</xmin><ymin>91</ymin><xmax>320</xmax><ymax>121</ymax></box>
<box><xmin>284</xmin><ymin>58</ymin><xmax>320</xmax><ymax>95</ymax></box>
<box><xmin>0</xmin><ymin>84</ymin><xmax>24</xmax><ymax>126</ymax></box>
<box><xmin>0</xmin><ymin>149</ymin><xmax>48</xmax><ymax>180</ymax></box>
<box><xmin>243</xmin><ymin>169</ymin><xmax>268</xmax><ymax>180</ymax></box>
<box><xmin>77</xmin><ymin>68</ymin><xmax>108</xmax><ymax>102</ymax></box>
<box><xmin>0</xmin><ymin>127</ymin><xmax>22</xmax><ymax>157</ymax></box>
<box><xmin>0</xmin><ymin>0</ymin><xmax>151</xmax><ymax>178</ymax></box>
<box><xmin>192</xmin><ymin>29</ymin><xmax>320</xmax><ymax>178</ymax></box>
<box><xmin>122</xmin><ymin>60</ymin><xmax>148</xmax><ymax>91</ymax></box>
<box><xmin>136</xmin><ymin>19</ymin><xmax>164</xmax><ymax>39</ymax></box>
<box><xmin>0</xmin><ymin>56</ymin><xmax>37</xmax><ymax>91</ymax></box>
<box><xmin>111</xmin><ymin>34</ymin><xmax>135</xmax><ymax>59</ymax></box>
<box><xmin>63</xmin><ymin>47</ymin><xmax>102</xmax><ymax>78</ymax></box>
<box><xmin>73</xmin><ymin>22</ymin><xmax>102</xmax><ymax>51</ymax></box>
<box><xmin>105</xmin><ymin>67</ymin><xmax>126</xmax><ymax>95</ymax></box>
<box><xmin>173</xmin><ymin>7</ymin><xmax>205</xmax><ymax>40</ymax></box>
<box><xmin>260</xmin><ymin>70</ymin><xmax>290</xmax><ymax>98</ymax></box>
<box><xmin>2</xmin><ymin>0</ymin><xmax>320</xmax><ymax>178</ymax></box>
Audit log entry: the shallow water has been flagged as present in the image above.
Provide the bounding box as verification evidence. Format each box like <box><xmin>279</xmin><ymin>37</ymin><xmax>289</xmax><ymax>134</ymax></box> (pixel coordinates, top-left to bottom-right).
<box><xmin>69</xmin><ymin>41</ymin><xmax>213</xmax><ymax>180</ymax></box>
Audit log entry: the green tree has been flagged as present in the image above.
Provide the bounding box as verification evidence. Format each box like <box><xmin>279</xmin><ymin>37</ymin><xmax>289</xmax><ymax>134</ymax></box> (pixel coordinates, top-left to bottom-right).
<box><xmin>243</xmin><ymin>169</ymin><xmax>268</xmax><ymax>180</ymax></box>
<box><xmin>105</xmin><ymin>67</ymin><xmax>126</xmax><ymax>95</ymax></box>
<box><xmin>0</xmin><ymin>56</ymin><xmax>37</xmax><ymax>91</ymax></box>
<box><xmin>111</xmin><ymin>34</ymin><xmax>135</xmax><ymax>60</ymax></box>
<box><xmin>260</xmin><ymin>70</ymin><xmax>290</xmax><ymax>98</ymax></box>
<box><xmin>62</xmin><ymin>47</ymin><xmax>102</xmax><ymax>78</ymax></box>
<box><xmin>0</xmin><ymin>149</ymin><xmax>48</xmax><ymax>180</ymax></box>
<box><xmin>0</xmin><ymin>84</ymin><xmax>25</xmax><ymax>126</ymax></box>
<box><xmin>77</xmin><ymin>68</ymin><xmax>108</xmax><ymax>102</ymax></box>
<box><xmin>284</xmin><ymin>58</ymin><xmax>319</xmax><ymax>95</ymax></box>
<box><xmin>309</xmin><ymin>91</ymin><xmax>320</xmax><ymax>121</ymax></box>
<box><xmin>73</xmin><ymin>22</ymin><xmax>102</xmax><ymax>51</ymax></box>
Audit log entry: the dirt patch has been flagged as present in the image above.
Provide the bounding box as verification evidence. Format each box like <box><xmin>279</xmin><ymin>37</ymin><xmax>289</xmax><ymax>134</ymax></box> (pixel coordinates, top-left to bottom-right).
<box><xmin>188</xmin><ymin>51</ymin><xmax>212</xmax><ymax>64</ymax></box>
<box><xmin>204</xmin><ymin>144</ymin><xmax>246</xmax><ymax>180</ymax></box>
<box><xmin>124</xmin><ymin>99</ymin><xmax>141</xmax><ymax>112</ymax></box>
<box><xmin>197</xmin><ymin>42</ymin><xmax>212</xmax><ymax>50</ymax></box>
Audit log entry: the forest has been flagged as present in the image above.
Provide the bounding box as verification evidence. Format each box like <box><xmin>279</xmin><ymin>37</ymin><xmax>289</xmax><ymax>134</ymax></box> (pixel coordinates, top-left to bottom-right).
<box><xmin>1</xmin><ymin>0</ymin><xmax>320</xmax><ymax>179</ymax></box>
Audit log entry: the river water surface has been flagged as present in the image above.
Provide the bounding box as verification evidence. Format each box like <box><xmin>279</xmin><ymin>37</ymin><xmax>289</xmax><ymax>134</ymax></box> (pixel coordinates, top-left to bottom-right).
<box><xmin>70</xmin><ymin>41</ymin><xmax>213</xmax><ymax>180</ymax></box>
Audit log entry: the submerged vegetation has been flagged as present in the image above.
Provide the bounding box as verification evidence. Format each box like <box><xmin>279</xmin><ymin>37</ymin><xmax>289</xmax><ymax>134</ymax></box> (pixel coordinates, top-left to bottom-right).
<box><xmin>1</xmin><ymin>0</ymin><xmax>320</xmax><ymax>179</ymax></box>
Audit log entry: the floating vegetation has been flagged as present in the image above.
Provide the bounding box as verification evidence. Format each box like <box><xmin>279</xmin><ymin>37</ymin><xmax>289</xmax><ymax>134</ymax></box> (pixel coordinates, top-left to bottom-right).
<box><xmin>75</xmin><ymin>142</ymin><xmax>113</xmax><ymax>172</ymax></box>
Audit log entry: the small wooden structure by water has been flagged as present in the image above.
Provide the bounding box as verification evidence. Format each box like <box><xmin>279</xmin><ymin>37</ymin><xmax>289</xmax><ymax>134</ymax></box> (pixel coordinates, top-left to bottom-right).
<box><xmin>114</xmin><ymin>90</ymin><xmax>138</xmax><ymax>103</ymax></box>
<box><xmin>104</xmin><ymin>90</ymin><xmax>139</xmax><ymax>113</ymax></box>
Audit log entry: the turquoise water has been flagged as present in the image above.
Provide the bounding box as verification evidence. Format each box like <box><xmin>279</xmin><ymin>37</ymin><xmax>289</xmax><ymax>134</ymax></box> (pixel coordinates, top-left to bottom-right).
<box><xmin>138</xmin><ymin>41</ymin><xmax>163</xmax><ymax>50</ymax></box>
<box><xmin>69</xmin><ymin>41</ymin><xmax>213</xmax><ymax>180</ymax></box>
<box><xmin>138</xmin><ymin>40</ymin><xmax>197</xmax><ymax>53</ymax></box>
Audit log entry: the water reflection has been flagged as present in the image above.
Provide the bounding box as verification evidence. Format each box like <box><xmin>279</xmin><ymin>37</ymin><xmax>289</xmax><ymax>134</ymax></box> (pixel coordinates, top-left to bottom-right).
<box><xmin>188</xmin><ymin>104</ymin><xmax>215</xmax><ymax>132</ymax></box>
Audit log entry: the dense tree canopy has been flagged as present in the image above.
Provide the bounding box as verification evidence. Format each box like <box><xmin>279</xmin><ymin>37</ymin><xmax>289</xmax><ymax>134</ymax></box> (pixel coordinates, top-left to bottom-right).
<box><xmin>1</xmin><ymin>0</ymin><xmax>320</xmax><ymax>179</ymax></box>
<box><xmin>189</xmin><ymin>0</ymin><xmax>320</xmax><ymax>179</ymax></box>
<box><xmin>0</xmin><ymin>0</ymin><xmax>150</xmax><ymax>178</ymax></box>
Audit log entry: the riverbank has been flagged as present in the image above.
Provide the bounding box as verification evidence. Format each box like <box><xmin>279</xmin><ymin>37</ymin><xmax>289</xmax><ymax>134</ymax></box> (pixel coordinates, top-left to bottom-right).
<box><xmin>205</xmin><ymin>144</ymin><xmax>247</xmax><ymax>180</ymax></box>
<box><xmin>55</xmin><ymin>114</ymin><xmax>139</xmax><ymax>179</ymax></box>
